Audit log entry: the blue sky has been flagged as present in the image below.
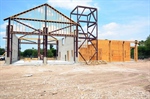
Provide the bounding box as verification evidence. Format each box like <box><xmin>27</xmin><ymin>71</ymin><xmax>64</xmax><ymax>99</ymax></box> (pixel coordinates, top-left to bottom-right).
<box><xmin>0</xmin><ymin>0</ymin><xmax>149</xmax><ymax>51</ymax></box>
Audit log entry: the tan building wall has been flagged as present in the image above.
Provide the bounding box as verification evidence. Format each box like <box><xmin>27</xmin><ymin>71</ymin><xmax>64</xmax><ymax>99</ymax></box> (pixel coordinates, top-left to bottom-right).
<box><xmin>79</xmin><ymin>40</ymin><xmax>131</xmax><ymax>62</ymax></box>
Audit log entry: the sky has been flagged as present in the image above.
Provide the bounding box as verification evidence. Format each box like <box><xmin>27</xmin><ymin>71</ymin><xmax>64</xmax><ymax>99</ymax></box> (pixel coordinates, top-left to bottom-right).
<box><xmin>0</xmin><ymin>0</ymin><xmax>149</xmax><ymax>51</ymax></box>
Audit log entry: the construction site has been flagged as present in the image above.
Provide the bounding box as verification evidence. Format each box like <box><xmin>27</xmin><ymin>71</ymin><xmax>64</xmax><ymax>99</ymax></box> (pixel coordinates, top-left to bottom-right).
<box><xmin>0</xmin><ymin>3</ymin><xmax>150</xmax><ymax>99</ymax></box>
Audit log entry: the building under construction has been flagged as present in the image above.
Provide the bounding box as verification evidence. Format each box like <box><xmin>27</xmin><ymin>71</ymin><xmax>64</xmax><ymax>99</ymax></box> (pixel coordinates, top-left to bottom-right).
<box><xmin>3</xmin><ymin>3</ymin><xmax>138</xmax><ymax>65</ymax></box>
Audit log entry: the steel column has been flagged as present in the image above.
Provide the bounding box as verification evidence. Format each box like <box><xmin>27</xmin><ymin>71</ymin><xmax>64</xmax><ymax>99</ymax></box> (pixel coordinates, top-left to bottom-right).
<box><xmin>43</xmin><ymin>27</ymin><xmax>48</xmax><ymax>57</ymax></box>
<box><xmin>6</xmin><ymin>19</ymin><xmax>11</xmax><ymax>58</ymax></box>
<box><xmin>18</xmin><ymin>39</ymin><xmax>21</xmax><ymax>60</ymax></box>
<box><xmin>56</xmin><ymin>40</ymin><xmax>58</xmax><ymax>57</ymax></box>
<box><xmin>38</xmin><ymin>34</ymin><xmax>40</xmax><ymax>59</ymax></box>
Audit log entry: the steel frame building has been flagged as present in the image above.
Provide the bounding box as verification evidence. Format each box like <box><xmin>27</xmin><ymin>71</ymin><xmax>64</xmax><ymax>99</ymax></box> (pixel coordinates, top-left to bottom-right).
<box><xmin>4</xmin><ymin>3</ymin><xmax>98</xmax><ymax>64</ymax></box>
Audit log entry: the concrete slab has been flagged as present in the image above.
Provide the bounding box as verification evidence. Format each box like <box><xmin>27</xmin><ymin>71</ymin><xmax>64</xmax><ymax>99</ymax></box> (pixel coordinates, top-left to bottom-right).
<box><xmin>11</xmin><ymin>60</ymin><xmax>74</xmax><ymax>66</ymax></box>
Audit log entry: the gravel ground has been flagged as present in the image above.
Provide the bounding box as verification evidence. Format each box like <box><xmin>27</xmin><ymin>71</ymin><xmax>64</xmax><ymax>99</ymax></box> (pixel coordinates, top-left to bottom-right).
<box><xmin>0</xmin><ymin>60</ymin><xmax>150</xmax><ymax>99</ymax></box>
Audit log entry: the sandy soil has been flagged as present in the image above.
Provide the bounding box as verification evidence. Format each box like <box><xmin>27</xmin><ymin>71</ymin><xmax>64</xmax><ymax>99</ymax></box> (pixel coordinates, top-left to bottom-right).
<box><xmin>0</xmin><ymin>60</ymin><xmax>150</xmax><ymax>99</ymax></box>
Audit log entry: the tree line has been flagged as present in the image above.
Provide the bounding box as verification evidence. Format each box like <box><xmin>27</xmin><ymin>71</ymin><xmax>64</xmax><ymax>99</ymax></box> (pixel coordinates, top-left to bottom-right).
<box><xmin>20</xmin><ymin>45</ymin><xmax>57</xmax><ymax>58</ymax></box>
<box><xmin>0</xmin><ymin>45</ymin><xmax>57</xmax><ymax>58</ymax></box>
<box><xmin>0</xmin><ymin>35</ymin><xmax>150</xmax><ymax>59</ymax></box>
<box><xmin>131</xmin><ymin>35</ymin><xmax>150</xmax><ymax>59</ymax></box>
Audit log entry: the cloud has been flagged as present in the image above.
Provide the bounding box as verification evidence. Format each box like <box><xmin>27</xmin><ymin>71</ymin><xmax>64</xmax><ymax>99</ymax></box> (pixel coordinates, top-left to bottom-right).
<box><xmin>0</xmin><ymin>22</ymin><xmax>7</xmax><ymax>30</ymax></box>
<box><xmin>47</xmin><ymin>0</ymin><xmax>99</xmax><ymax>10</ymax></box>
<box><xmin>102</xmin><ymin>22</ymin><xmax>119</xmax><ymax>30</ymax></box>
<box><xmin>99</xmin><ymin>19</ymin><xmax>149</xmax><ymax>41</ymax></box>
<box><xmin>0</xmin><ymin>31</ymin><xmax>5</xmax><ymax>36</ymax></box>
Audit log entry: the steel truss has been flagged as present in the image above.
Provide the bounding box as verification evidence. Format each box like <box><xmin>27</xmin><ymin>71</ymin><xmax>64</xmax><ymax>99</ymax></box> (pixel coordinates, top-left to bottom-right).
<box><xmin>4</xmin><ymin>3</ymin><xmax>77</xmax><ymax>64</ymax></box>
<box><xmin>4</xmin><ymin>3</ymin><xmax>98</xmax><ymax>64</ymax></box>
<box><xmin>71</xmin><ymin>6</ymin><xmax>98</xmax><ymax>64</ymax></box>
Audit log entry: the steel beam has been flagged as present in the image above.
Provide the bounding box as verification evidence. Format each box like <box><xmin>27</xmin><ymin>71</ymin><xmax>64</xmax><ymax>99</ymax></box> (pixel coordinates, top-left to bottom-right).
<box><xmin>10</xmin><ymin>18</ymin><xmax>76</xmax><ymax>24</ymax></box>
<box><xmin>12</xmin><ymin>31</ymin><xmax>76</xmax><ymax>37</ymax></box>
<box><xmin>43</xmin><ymin>27</ymin><xmax>48</xmax><ymax>57</ymax></box>
<box><xmin>10</xmin><ymin>25</ymin><xmax>13</xmax><ymax>64</ymax></box>
<box><xmin>38</xmin><ymin>34</ymin><xmax>40</xmax><ymax>59</ymax></box>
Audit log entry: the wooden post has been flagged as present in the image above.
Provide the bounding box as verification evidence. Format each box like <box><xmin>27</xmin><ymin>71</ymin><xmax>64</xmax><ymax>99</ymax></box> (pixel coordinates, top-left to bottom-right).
<box><xmin>109</xmin><ymin>40</ymin><xmax>112</xmax><ymax>62</ymax></box>
<box><xmin>122</xmin><ymin>41</ymin><xmax>125</xmax><ymax>62</ymax></box>
<box><xmin>134</xmin><ymin>40</ymin><xmax>138</xmax><ymax>62</ymax></box>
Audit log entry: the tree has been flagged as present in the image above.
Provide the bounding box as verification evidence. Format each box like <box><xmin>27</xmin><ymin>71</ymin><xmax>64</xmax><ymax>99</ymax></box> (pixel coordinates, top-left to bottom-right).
<box><xmin>23</xmin><ymin>49</ymin><xmax>33</xmax><ymax>57</ymax></box>
<box><xmin>138</xmin><ymin>46</ymin><xmax>146</xmax><ymax>59</ymax></box>
<box><xmin>47</xmin><ymin>49</ymin><xmax>53</xmax><ymax>57</ymax></box>
<box><xmin>145</xmin><ymin>35</ymin><xmax>150</xmax><ymax>50</ymax></box>
<box><xmin>0</xmin><ymin>48</ymin><xmax>5</xmax><ymax>55</ymax></box>
<box><xmin>137</xmin><ymin>35</ymin><xmax>150</xmax><ymax>59</ymax></box>
<box><xmin>32</xmin><ymin>49</ymin><xmax>38</xmax><ymax>58</ymax></box>
<box><xmin>22</xmin><ymin>45</ymin><xmax>57</xmax><ymax>58</ymax></box>
<box><xmin>138</xmin><ymin>40</ymin><xmax>145</xmax><ymax>46</ymax></box>
<box><xmin>145</xmin><ymin>35</ymin><xmax>150</xmax><ymax>57</ymax></box>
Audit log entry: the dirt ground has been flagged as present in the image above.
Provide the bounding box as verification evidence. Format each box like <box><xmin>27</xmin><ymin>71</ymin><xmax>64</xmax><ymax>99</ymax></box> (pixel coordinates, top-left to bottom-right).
<box><xmin>0</xmin><ymin>60</ymin><xmax>150</xmax><ymax>99</ymax></box>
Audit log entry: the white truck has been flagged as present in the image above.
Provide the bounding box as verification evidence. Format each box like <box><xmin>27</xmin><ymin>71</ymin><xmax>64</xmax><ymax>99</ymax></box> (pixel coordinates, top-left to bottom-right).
<box><xmin>0</xmin><ymin>52</ymin><xmax>5</xmax><ymax>60</ymax></box>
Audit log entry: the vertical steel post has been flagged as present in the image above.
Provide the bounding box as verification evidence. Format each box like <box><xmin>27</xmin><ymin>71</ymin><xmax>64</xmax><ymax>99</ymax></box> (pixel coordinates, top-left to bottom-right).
<box><xmin>56</xmin><ymin>40</ymin><xmax>58</xmax><ymax>57</ymax></box>
<box><xmin>7</xmin><ymin>18</ymin><xmax>11</xmax><ymax>58</ymax></box>
<box><xmin>76</xmin><ymin>7</ymin><xmax>78</xmax><ymax>58</ymax></box>
<box><xmin>43</xmin><ymin>27</ymin><xmax>48</xmax><ymax>60</ymax></box>
<box><xmin>96</xmin><ymin>10</ymin><xmax>98</xmax><ymax>61</ymax></box>
<box><xmin>10</xmin><ymin>25</ymin><xmax>13</xmax><ymax>64</ymax></box>
<box><xmin>74</xmin><ymin>30</ymin><xmax>75</xmax><ymax>61</ymax></box>
<box><xmin>45</xmin><ymin>5</ymin><xmax>47</xmax><ymax>57</ymax></box>
<box><xmin>18</xmin><ymin>39</ymin><xmax>20</xmax><ymax>60</ymax></box>
<box><xmin>38</xmin><ymin>34</ymin><xmax>40</xmax><ymax>60</ymax></box>
<box><xmin>43</xmin><ymin>4</ymin><xmax>48</xmax><ymax>64</ymax></box>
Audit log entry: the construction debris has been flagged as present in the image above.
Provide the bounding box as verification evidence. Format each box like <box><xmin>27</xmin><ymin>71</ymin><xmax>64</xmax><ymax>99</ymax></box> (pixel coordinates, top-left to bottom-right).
<box><xmin>87</xmin><ymin>60</ymin><xmax>107</xmax><ymax>65</ymax></box>
<box><xmin>23</xmin><ymin>74</ymin><xmax>33</xmax><ymax>77</ymax></box>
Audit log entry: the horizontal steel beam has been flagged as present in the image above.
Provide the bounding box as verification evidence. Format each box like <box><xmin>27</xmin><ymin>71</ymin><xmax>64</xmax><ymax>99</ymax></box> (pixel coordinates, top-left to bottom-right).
<box><xmin>79</xmin><ymin>37</ymin><xmax>96</xmax><ymax>40</ymax></box>
<box><xmin>21</xmin><ymin>42</ymin><xmax>56</xmax><ymax>45</ymax></box>
<box><xmin>71</xmin><ymin>13</ymin><xmax>88</xmax><ymax>16</ymax></box>
<box><xmin>12</xmin><ymin>31</ymin><xmax>77</xmax><ymax>37</ymax></box>
<box><xmin>77</xmin><ymin>6</ymin><xmax>97</xmax><ymax>10</ymax></box>
<box><xmin>11</xmin><ymin>18</ymin><xmax>77</xmax><ymax>24</ymax></box>
<box><xmin>78</xmin><ymin>20</ymin><xmax>96</xmax><ymax>23</ymax></box>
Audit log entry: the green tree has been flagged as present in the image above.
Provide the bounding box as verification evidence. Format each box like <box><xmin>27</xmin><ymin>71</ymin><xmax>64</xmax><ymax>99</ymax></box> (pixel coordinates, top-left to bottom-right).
<box><xmin>145</xmin><ymin>35</ymin><xmax>150</xmax><ymax>57</ymax></box>
<box><xmin>145</xmin><ymin>35</ymin><xmax>150</xmax><ymax>50</ymax></box>
<box><xmin>0</xmin><ymin>48</ymin><xmax>5</xmax><ymax>55</ymax></box>
<box><xmin>137</xmin><ymin>35</ymin><xmax>150</xmax><ymax>59</ymax></box>
<box><xmin>32</xmin><ymin>49</ymin><xmax>38</xmax><ymax>58</ymax></box>
<box><xmin>47</xmin><ymin>49</ymin><xmax>53</xmax><ymax>57</ymax></box>
<box><xmin>138</xmin><ymin>40</ymin><xmax>145</xmax><ymax>46</ymax></box>
<box><xmin>23</xmin><ymin>49</ymin><xmax>33</xmax><ymax>57</ymax></box>
<box><xmin>131</xmin><ymin>48</ymin><xmax>134</xmax><ymax>59</ymax></box>
<box><xmin>138</xmin><ymin>46</ymin><xmax>146</xmax><ymax>59</ymax></box>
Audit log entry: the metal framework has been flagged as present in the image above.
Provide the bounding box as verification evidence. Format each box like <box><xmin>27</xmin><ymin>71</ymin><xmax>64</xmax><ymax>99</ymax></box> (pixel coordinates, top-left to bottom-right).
<box><xmin>4</xmin><ymin>3</ymin><xmax>98</xmax><ymax>64</ymax></box>
<box><xmin>71</xmin><ymin>6</ymin><xmax>98</xmax><ymax>64</ymax></box>
<box><xmin>4</xmin><ymin>3</ymin><xmax>77</xmax><ymax>64</ymax></box>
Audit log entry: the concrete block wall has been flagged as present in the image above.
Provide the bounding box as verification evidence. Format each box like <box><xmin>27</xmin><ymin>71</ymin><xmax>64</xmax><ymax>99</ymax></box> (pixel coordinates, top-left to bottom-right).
<box><xmin>58</xmin><ymin>37</ymin><xmax>74</xmax><ymax>62</ymax></box>
<box><xmin>12</xmin><ymin>34</ymin><xmax>18</xmax><ymax>62</ymax></box>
